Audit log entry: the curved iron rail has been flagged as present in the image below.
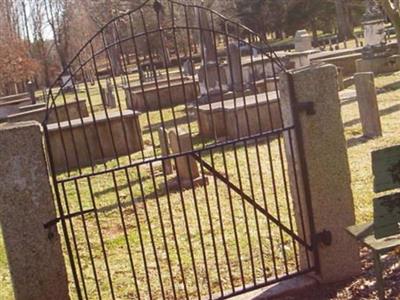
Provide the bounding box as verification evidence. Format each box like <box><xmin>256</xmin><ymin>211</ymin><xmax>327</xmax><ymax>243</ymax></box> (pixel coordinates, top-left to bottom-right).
<box><xmin>42</xmin><ymin>0</ymin><xmax>285</xmax><ymax>123</ymax></box>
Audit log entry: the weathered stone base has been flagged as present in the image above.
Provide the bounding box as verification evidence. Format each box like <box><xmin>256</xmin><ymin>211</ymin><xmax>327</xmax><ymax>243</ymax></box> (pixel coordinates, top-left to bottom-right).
<box><xmin>125</xmin><ymin>80</ymin><xmax>198</xmax><ymax>111</ymax></box>
<box><xmin>47</xmin><ymin>110</ymin><xmax>143</xmax><ymax>173</ymax></box>
<box><xmin>254</xmin><ymin>78</ymin><xmax>278</xmax><ymax>94</ymax></box>
<box><xmin>315</xmin><ymin>53</ymin><xmax>361</xmax><ymax>76</ymax></box>
<box><xmin>230</xmin><ymin>275</ymin><xmax>318</xmax><ymax>300</ymax></box>
<box><xmin>356</xmin><ymin>55</ymin><xmax>400</xmax><ymax>75</ymax></box>
<box><xmin>125</xmin><ymin>76</ymin><xmax>195</xmax><ymax>92</ymax></box>
<box><xmin>197</xmin><ymin>92</ymin><xmax>282</xmax><ymax>140</ymax></box>
<box><xmin>164</xmin><ymin>176</ymin><xmax>209</xmax><ymax>191</ymax></box>
<box><xmin>0</xmin><ymin>92</ymin><xmax>29</xmax><ymax>103</ymax></box>
<box><xmin>18</xmin><ymin>102</ymin><xmax>47</xmax><ymax>112</ymax></box>
<box><xmin>197</xmin><ymin>89</ymin><xmax>254</xmax><ymax>105</ymax></box>
<box><xmin>7</xmin><ymin>99</ymin><xmax>88</xmax><ymax>124</ymax></box>
<box><xmin>0</xmin><ymin>98</ymin><xmax>32</xmax><ymax>120</ymax></box>
<box><xmin>198</xmin><ymin>62</ymin><xmax>229</xmax><ymax>97</ymax></box>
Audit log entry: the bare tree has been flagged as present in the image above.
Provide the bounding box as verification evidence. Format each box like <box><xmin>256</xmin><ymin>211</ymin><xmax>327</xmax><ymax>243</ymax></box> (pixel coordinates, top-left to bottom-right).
<box><xmin>335</xmin><ymin>0</ymin><xmax>355</xmax><ymax>40</ymax></box>
<box><xmin>43</xmin><ymin>0</ymin><xmax>72</xmax><ymax>70</ymax></box>
<box><xmin>0</xmin><ymin>0</ymin><xmax>39</xmax><ymax>95</ymax></box>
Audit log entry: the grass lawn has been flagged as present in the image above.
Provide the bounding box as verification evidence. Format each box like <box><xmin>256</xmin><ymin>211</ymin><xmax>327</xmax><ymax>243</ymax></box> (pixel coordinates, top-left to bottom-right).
<box><xmin>1</xmin><ymin>70</ymin><xmax>400</xmax><ymax>299</ymax></box>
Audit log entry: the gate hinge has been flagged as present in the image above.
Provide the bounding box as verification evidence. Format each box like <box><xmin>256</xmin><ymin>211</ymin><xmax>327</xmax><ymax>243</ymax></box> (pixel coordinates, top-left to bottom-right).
<box><xmin>313</xmin><ymin>230</ymin><xmax>332</xmax><ymax>246</ymax></box>
<box><xmin>297</xmin><ymin>102</ymin><xmax>316</xmax><ymax>115</ymax></box>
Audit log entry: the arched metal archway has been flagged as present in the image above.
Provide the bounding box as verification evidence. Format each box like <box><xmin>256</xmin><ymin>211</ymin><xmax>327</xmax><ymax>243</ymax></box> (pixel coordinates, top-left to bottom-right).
<box><xmin>43</xmin><ymin>1</ymin><xmax>317</xmax><ymax>299</ymax></box>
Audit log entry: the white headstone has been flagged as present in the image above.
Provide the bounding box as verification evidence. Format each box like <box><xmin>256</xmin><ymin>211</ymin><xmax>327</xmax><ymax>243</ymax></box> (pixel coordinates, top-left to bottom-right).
<box><xmin>61</xmin><ymin>74</ymin><xmax>73</xmax><ymax>91</ymax></box>
<box><xmin>363</xmin><ymin>19</ymin><xmax>385</xmax><ymax>47</ymax></box>
<box><xmin>294</xmin><ymin>30</ymin><xmax>313</xmax><ymax>52</ymax></box>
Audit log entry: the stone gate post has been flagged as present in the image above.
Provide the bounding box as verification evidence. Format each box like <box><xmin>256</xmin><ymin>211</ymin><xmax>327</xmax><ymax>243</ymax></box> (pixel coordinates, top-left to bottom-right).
<box><xmin>279</xmin><ymin>64</ymin><xmax>361</xmax><ymax>283</ymax></box>
<box><xmin>0</xmin><ymin>121</ymin><xmax>69</xmax><ymax>300</ymax></box>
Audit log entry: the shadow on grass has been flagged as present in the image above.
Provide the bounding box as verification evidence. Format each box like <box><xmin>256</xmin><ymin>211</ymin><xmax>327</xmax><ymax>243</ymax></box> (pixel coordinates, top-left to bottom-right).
<box><xmin>378</xmin><ymin>80</ymin><xmax>400</xmax><ymax>93</ymax></box>
<box><xmin>343</xmin><ymin>104</ymin><xmax>400</xmax><ymax>128</ymax></box>
<box><xmin>341</xmin><ymin>80</ymin><xmax>400</xmax><ymax>108</ymax></box>
<box><xmin>347</xmin><ymin>136</ymin><xmax>370</xmax><ymax>148</ymax></box>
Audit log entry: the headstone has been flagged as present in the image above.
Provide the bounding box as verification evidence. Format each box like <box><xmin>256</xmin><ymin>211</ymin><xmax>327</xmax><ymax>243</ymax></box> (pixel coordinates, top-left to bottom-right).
<box><xmin>169</xmin><ymin>129</ymin><xmax>199</xmax><ymax>180</ymax></box>
<box><xmin>355</xmin><ymin>35</ymin><xmax>360</xmax><ymax>48</ymax></box>
<box><xmin>158</xmin><ymin>127</ymin><xmax>172</xmax><ymax>175</ymax></box>
<box><xmin>197</xmin><ymin>63</ymin><xmax>229</xmax><ymax>103</ymax></box>
<box><xmin>167</xmin><ymin>129</ymin><xmax>208</xmax><ymax>190</ymax></box>
<box><xmin>138</xmin><ymin>65</ymin><xmax>145</xmax><ymax>82</ymax></box>
<box><xmin>61</xmin><ymin>73</ymin><xmax>73</xmax><ymax>91</ymax></box>
<box><xmin>252</xmin><ymin>47</ymin><xmax>259</xmax><ymax>58</ymax></box>
<box><xmin>183</xmin><ymin>58</ymin><xmax>194</xmax><ymax>77</ymax></box>
<box><xmin>354</xmin><ymin>72</ymin><xmax>382</xmax><ymax>138</ymax></box>
<box><xmin>100</xmin><ymin>86</ymin><xmax>106</xmax><ymax>107</ymax></box>
<box><xmin>227</xmin><ymin>42</ymin><xmax>243</xmax><ymax>92</ymax></box>
<box><xmin>294</xmin><ymin>30</ymin><xmax>313</xmax><ymax>52</ymax></box>
<box><xmin>106</xmin><ymin>78</ymin><xmax>116</xmax><ymax>108</ymax></box>
<box><xmin>27</xmin><ymin>81</ymin><xmax>36</xmax><ymax>104</ymax></box>
<box><xmin>337</xmin><ymin>67</ymin><xmax>345</xmax><ymax>91</ymax></box>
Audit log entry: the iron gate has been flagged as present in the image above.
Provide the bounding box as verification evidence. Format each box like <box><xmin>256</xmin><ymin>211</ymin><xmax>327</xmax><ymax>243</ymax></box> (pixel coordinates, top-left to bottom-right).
<box><xmin>43</xmin><ymin>1</ymin><xmax>318</xmax><ymax>299</ymax></box>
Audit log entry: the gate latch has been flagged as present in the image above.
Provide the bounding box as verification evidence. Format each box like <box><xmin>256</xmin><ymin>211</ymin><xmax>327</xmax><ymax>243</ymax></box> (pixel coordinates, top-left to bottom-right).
<box><xmin>313</xmin><ymin>230</ymin><xmax>332</xmax><ymax>246</ymax></box>
<box><xmin>297</xmin><ymin>102</ymin><xmax>316</xmax><ymax>115</ymax></box>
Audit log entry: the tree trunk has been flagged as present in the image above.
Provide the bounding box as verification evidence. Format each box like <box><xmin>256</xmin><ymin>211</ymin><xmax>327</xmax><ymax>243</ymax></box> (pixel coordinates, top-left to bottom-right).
<box><xmin>335</xmin><ymin>0</ymin><xmax>354</xmax><ymax>40</ymax></box>
<box><xmin>106</xmin><ymin>28</ymin><xmax>122</xmax><ymax>76</ymax></box>
<box><xmin>275</xmin><ymin>30</ymin><xmax>283</xmax><ymax>40</ymax></box>
<box><xmin>311</xmin><ymin>18</ymin><xmax>318</xmax><ymax>43</ymax></box>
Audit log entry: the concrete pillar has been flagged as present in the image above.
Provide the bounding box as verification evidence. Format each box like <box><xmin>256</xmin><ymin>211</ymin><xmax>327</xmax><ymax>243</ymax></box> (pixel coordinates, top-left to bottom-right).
<box><xmin>354</xmin><ymin>72</ymin><xmax>382</xmax><ymax>138</ymax></box>
<box><xmin>279</xmin><ymin>64</ymin><xmax>360</xmax><ymax>283</ymax></box>
<box><xmin>158</xmin><ymin>127</ymin><xmax>172</xmax><ymax>175</ymax></box>
<box><xmin>0</xmin><ymin>121</ymin><xmax>69</xmax><ymax>300</ymax></box>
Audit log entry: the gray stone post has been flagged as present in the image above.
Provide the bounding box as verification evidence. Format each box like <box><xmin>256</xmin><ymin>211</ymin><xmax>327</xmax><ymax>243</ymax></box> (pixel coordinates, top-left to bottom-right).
<box><xmin>354</xmin><ymin>72</ymin><xmax>382</xmax><ymax>138</ymax></box>
<box><xmin>0</xmin><ymin>121</ymin><xmax>69</xmax><ymax>300</ymax></box>
<box><xmin>279</xmin><ymin>64</ymin><xmax>361</xmax><ymax>283</ymax></box>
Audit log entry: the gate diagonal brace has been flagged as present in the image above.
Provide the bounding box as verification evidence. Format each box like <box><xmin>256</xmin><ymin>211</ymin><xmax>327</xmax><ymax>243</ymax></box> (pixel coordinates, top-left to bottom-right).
<box><xmin>192</xmin><ymin>153</ymin><xmax>312</xmax><ymax>251</ymax></box>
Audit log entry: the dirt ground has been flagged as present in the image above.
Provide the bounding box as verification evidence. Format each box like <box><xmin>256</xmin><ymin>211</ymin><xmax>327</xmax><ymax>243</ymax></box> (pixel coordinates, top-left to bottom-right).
<box><xmin>287</xmin><ymin>248</ymin><xmax>400</xmax><ymax>300</ymax></box>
